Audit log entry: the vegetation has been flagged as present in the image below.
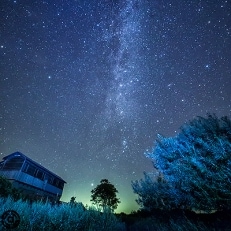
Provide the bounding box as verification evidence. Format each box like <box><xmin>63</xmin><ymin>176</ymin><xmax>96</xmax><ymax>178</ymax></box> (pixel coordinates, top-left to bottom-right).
<box><xmin>69</xmin><ymin>196</ymin><xmax>85</xmax><ymax>210</ymax></box>
<box><xmin>91</xmin><ymin>179</ymin><xmax>120</xmax><ymax>211</ymax></box>
<box><xmin>1</xmin><ymin>196</ymin><xmax>231</xmax><ymax>231</ymax></box>
<box><xmin>1</xmin><ymin>114</ymin><xmax>231</xmax><ymax>230</ymax></box>
<box><xmin>0</xmin><ymin>197</ymin><xmax>125</xmax><ymax>231</ymax></box>
<box><xmin>117</xmin><ymin>209</ymin><xmax>231</xmax><ymax>231</ymax></box>
<box><xmin>0</xmin><ymin>176</ymin><xmax>22</xmax><ymax>200</ymax></box>
<box><xmin>132</xmin><ymin>114</ymin><xmax>231</xmax><ymax>212</ymax></box>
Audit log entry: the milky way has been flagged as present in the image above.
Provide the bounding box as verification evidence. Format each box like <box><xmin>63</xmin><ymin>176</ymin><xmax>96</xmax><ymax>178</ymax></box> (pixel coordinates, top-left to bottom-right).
<box><xmin>105</xmin><ymin>1</ymin><xmax>142</xmax><ymax>121</ymax></box>
<box><xmin>0</xmin><ymin>0</ymin><xmax>230</xmax><ymax>213</ymax></box>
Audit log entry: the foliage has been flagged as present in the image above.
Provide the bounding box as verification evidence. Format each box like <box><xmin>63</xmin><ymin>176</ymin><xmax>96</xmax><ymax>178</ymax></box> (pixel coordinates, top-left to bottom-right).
<box><xmin>70</xmin><ymin>196</ymin><xmax>76</xmax><ymax>204</ymax></box>
<box><xmin>132</xmin><ymin>114</ymin><xmax>231</xmax><ymax>211</ymax></box>
<box><xmin>91</xmin><ymin>179</ymin><xmax>120</xmax><ymax>211</ymax></box>
<box><xmin>127</xmin><ymin>215</ymin><xmax>210</xmax><ymax>231</ymax></box>
<box><xmin>118</xmin><ymin>208</ymin><xmax>231</xmax><ymax>231</ymax></box>
<box><xmin>0</xmin><ymin>196</ymin><xmax>125</xmax><ymax>231</ymax></box>
<box><xmin>0</xmin><ymin>176</ymin><xmax>12</xmax><ymax>198</ymax></box>
<box><xmin>1</xmin><ymin>196</ymin><xmax>231</xmax><ymax>231</ymax></box>
<box><xmin>132</xmin><ymin>172</ymin><xmax>176</xmax><ymax>211</ymax></box>
<box><xmin>0</xmin><ymin>176</ymin><xmax>22</xmax><ymax>200</ymax></box>
<box><xmin>69</xmin><ymin>196</ymin><xmax>85</xmax><ymax>210</ymax></box>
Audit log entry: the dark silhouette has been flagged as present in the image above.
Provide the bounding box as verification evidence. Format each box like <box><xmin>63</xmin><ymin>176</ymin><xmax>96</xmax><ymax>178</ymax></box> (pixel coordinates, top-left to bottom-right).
<box><xmin>91</xmin><ymin>179</ymin><xmax>120</xmax><ymax>211</ymax></box>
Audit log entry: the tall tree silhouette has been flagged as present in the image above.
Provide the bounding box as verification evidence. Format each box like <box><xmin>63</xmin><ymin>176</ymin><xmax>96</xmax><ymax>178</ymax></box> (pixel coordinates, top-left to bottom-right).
<box><xmin>91</xmin><ymin>179</ymin><xmax>120</xmax><ymax>211</ymax></box>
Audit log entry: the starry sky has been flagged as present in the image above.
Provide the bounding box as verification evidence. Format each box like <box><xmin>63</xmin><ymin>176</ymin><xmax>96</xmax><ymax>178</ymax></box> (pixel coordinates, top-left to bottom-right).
<box><xmin>0</xmin><ymin>0</ymin><xmax>230</xmax><ymax>213</ymax></box>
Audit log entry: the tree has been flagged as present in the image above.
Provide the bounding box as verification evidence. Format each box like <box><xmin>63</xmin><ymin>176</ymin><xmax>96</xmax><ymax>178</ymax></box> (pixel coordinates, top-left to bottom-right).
<box><xmin>132</xmin><ymin>114</ymin><xmax>231</xmax><ymax>211</ymax></box>
<box><xmin>91</xmin><ymin>179</ymin><xmax>120</xmax><ymax>211</ymax></box>
<box><xmin>69</xmin><ymin>196</ymin><xmax>85</xmax><ymax>210</ymax></box>
<box><xmin>0</xmin><ymin>175</ymin><xmax>21</xmax><ymax>200</ymax></box>
<box><xmin>132</xmin><ymin>172</ymin><xmax>175</xmax><ymax>211</ymax></box>
<box><xmin>0</xmin><ymin>175</ymin><xmax>12</xmax><ymax>198</ymax></box>
<box><xmin>70</xmin><ymin>196</ymin><xmax>76</xmax><ymax>204</ymax></box>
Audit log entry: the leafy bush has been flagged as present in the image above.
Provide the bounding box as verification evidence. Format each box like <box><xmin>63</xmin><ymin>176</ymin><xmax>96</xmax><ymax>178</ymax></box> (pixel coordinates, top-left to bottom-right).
<box><xmin>132</xmin><ymin>114</ymin><xmax>231</xmax><ymax>211</ymax></box>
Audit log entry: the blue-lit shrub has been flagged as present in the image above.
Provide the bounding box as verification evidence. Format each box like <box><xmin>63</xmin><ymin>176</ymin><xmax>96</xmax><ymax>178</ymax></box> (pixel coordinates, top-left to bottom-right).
<box><xmin>132</xmin><ymin>114</ymin><xmax>231</xmax><ymax>211</ymax></box>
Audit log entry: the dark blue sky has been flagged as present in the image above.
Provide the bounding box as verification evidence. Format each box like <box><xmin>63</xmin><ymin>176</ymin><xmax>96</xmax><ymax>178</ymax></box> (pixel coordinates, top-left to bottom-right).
<box><xmin>0</xmin><ymin>0</ymin><xmax>230</xmax><ymax>213</ymax></box>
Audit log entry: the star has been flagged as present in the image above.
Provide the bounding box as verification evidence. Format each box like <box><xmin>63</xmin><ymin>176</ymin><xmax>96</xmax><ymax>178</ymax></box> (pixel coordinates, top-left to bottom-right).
<box><xmin>0</xmin><ymin>0</ymin><xmax>230</xmax><ymax>214</ymax></box>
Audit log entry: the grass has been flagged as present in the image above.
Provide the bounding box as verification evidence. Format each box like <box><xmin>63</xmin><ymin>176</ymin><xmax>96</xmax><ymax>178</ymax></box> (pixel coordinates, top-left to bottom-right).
<box><xmin>1</xmin><ymin>197</ymin><xmax>231</xmax><ymax>231</ymax></box>
<box><xmin>0</xmin><ymin>197</ymin><xmax>125</xmax><ymax>231</ymax></box>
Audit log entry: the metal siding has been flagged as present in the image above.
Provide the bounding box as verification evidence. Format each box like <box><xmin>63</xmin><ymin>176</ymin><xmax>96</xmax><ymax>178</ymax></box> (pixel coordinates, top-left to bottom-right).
<box><xmin>44</xmin><ymin>183</ymin><xmax>62</xmax><ymax>195</ymax></box>
<box><xmin>17</xmin><ymin>172</ymin><xmax>44</xmax><ymax>189</ymax></box>
<box><xmin>0</xmin><ymin>152</ymin><xmax>65</xmax><ymax>201</ymax></box>
<box><xmin>0</xmin><ymin>170</ymin><xmax>18</xmax><ymax>179</ymax></box>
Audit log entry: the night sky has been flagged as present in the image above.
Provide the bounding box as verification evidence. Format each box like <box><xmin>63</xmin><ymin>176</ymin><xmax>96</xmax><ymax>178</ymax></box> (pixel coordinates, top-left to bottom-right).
<box><xmin>0</xmin><ymin>0</ymin><xmax>230</xmax><ymax>213</ymax></box>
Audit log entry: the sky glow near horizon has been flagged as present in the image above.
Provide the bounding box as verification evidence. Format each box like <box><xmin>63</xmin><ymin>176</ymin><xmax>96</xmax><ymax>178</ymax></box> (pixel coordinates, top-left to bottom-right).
<box><xmin>0</xmin><ymin>0</ymin><xmax>231</xmax><ymax>213</ymax></box>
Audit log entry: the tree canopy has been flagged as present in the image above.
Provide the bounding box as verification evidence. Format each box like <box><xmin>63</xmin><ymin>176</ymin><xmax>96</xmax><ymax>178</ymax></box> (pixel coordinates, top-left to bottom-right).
<box><xmin>132</xmin><ymin>114</ymin><xmax>231</xmax><ymax>211</ymax></box>
<box><xmin>0</xmin><ymin>175</ymin><xmax>21</xmax><ymax>200</ymax></box>
<box><xmin>91</xmin><ymin>179</ymin><xmax>120</xmax><ymax>211</ymax></box>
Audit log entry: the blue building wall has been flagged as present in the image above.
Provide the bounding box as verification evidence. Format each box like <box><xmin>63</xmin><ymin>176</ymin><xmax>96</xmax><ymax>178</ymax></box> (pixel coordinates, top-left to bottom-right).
<box><xmin>0</xmin><ymin>152</ymin><xmax>66</xmax><ymax>202</ymax></box>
